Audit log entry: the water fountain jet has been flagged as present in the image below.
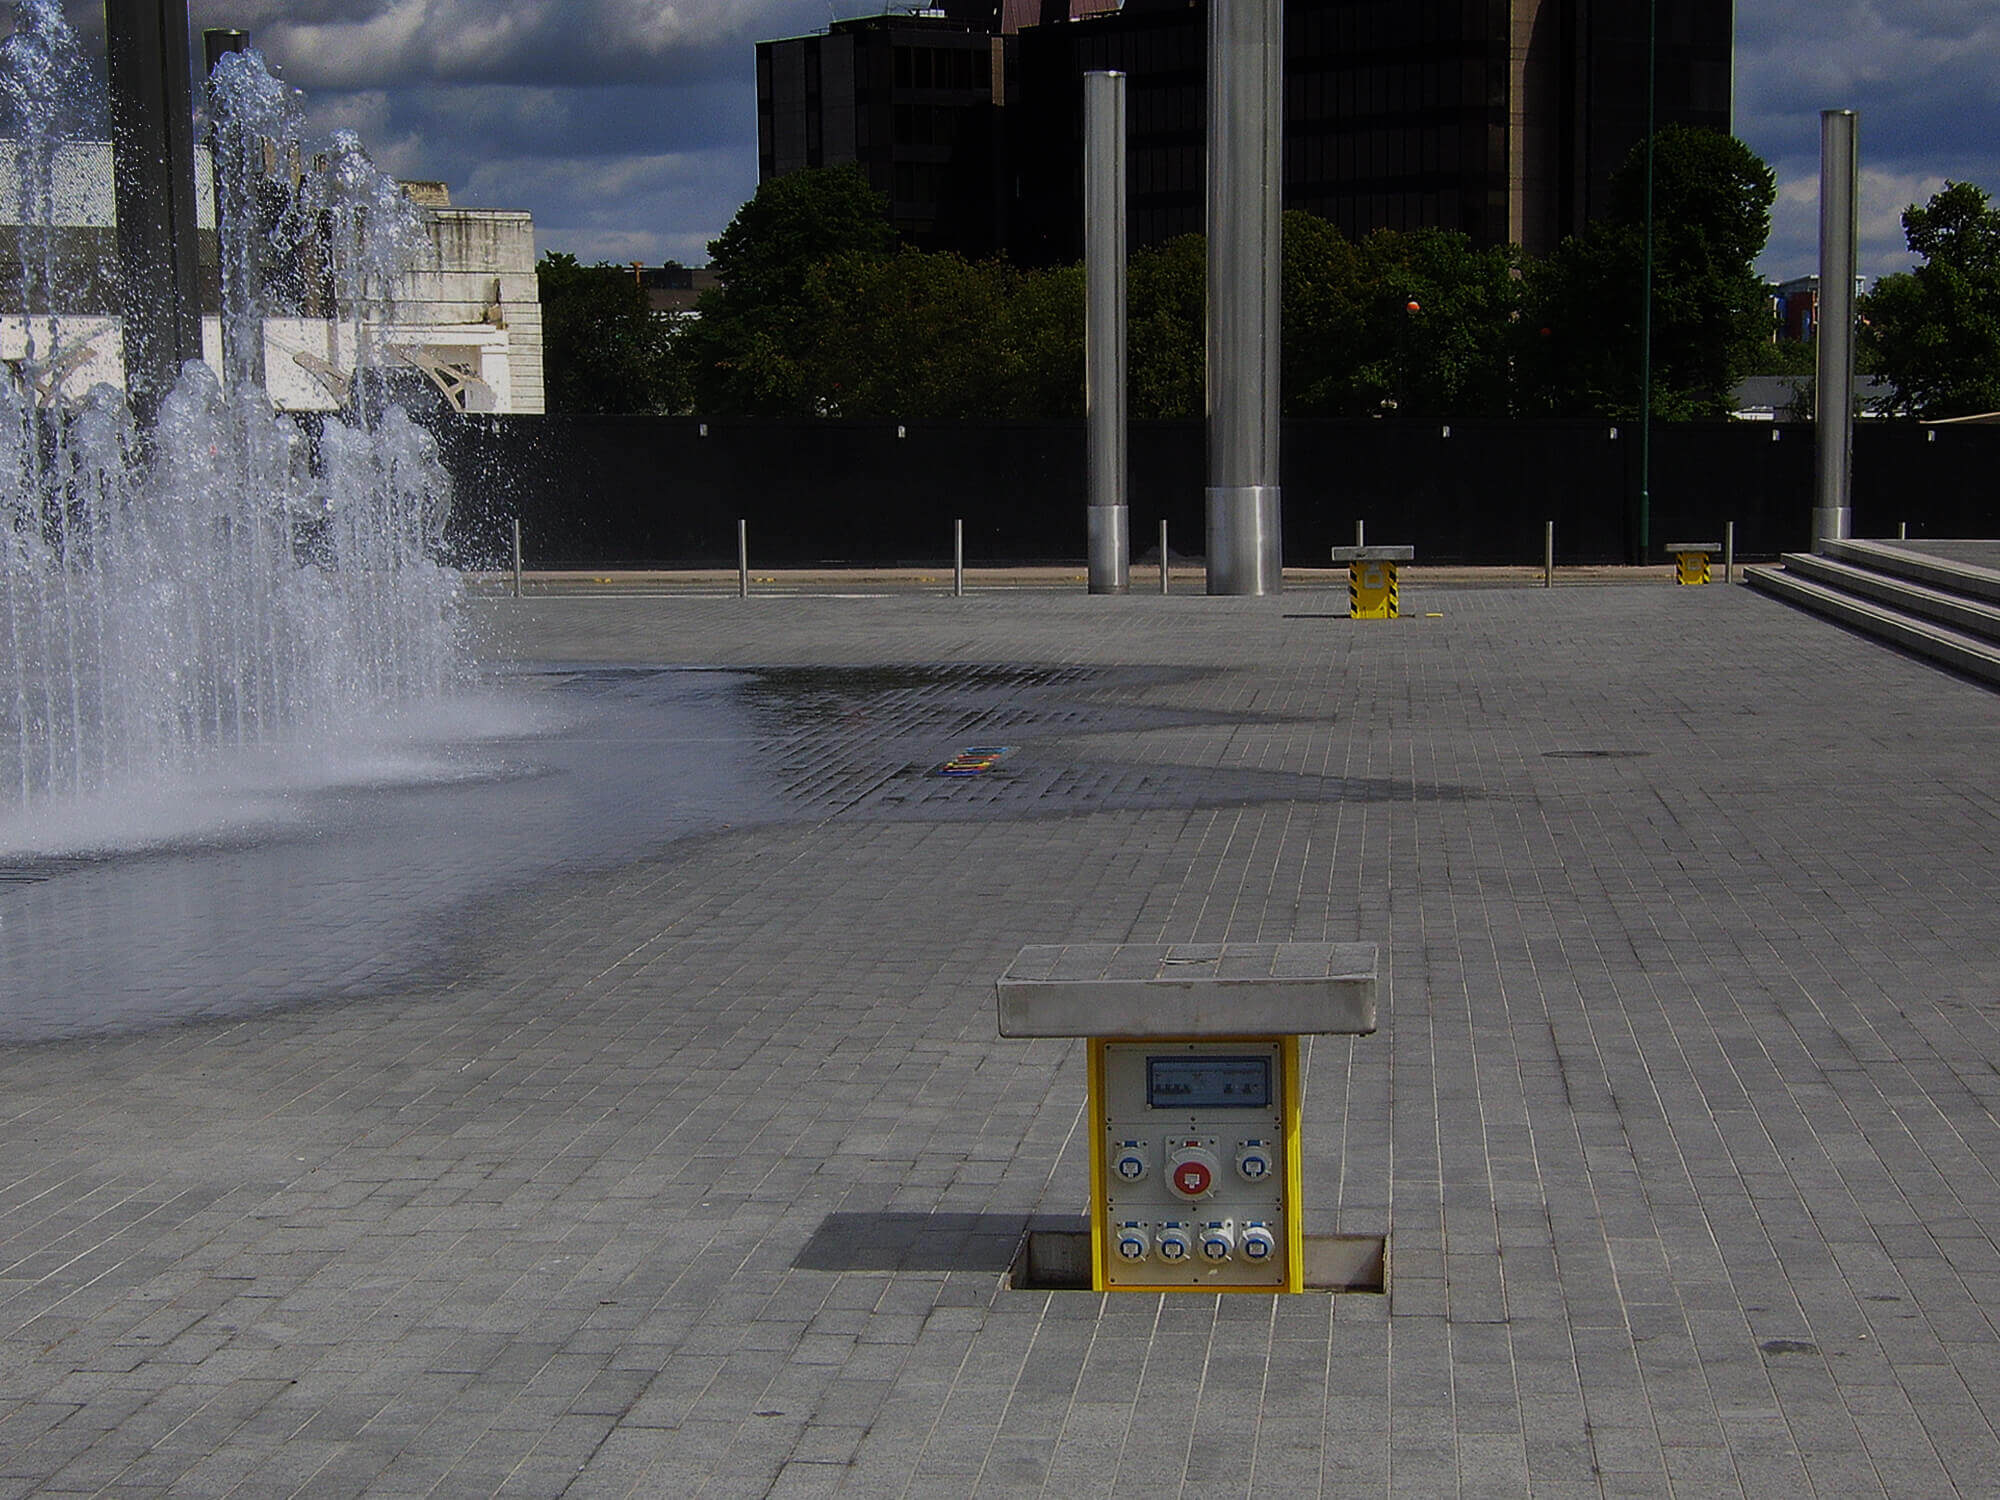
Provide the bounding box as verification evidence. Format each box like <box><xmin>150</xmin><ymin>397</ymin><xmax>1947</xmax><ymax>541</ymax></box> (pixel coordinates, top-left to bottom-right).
<box><xmin>0</xmin><ymin>0</ymin><xmax>463</xmax><ymax>843</ymax></box>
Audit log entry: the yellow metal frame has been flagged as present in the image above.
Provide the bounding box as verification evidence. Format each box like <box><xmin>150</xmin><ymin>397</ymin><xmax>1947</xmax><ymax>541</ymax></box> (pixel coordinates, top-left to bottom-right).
<box><xmin>1347</xmin><ymin>561</ymin><xmax>1399</xmax><ymax>619</ymax></box>
<box><xmin>1088</xmin><ymin>1035</ymin><xmax>1304</xmax><ymax>1293</ymax></box>
<box><xmin>1674</xmin><ymin>550</ymin><xmax>1711</xmax><ymax>586</ymax></box>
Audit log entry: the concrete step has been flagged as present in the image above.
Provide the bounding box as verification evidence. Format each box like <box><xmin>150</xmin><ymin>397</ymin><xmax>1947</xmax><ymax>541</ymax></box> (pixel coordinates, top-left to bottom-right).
<box><xmin>1744</xmin><ymin>563</ymin><xmax>2000</xmax><ymax>687</ymax></box>
<box><xmin>1820</xmin><ymin>538</ymin><xmax>2000</xmax><ymax>608</ymax></box>
<box><xmin>1777</xmin><ymin>551</ymin><xmax>2000</xmax><ymax>646</ymax></box>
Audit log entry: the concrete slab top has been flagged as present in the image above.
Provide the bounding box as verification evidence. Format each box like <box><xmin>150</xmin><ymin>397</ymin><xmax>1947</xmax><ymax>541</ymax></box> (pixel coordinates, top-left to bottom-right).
<box><xmin>1328</xmin><ymin>545</ymin><xmax>1415</xmax><ymax>562</ymax></box>
<box><xmin>997</xmin><ymin>941</ymin><xmax>1379</xmax><ymax>1038</ymax></box>
<box><xmin>1665</xmin><ymin>541</ymin><xmax>1722</xmax><ymax>552</ymax></box>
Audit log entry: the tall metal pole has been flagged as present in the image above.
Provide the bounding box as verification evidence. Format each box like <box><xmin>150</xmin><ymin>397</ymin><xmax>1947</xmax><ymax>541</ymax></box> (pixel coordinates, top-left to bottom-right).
<box><xmin>202</xmin><ymin>28</ymin><xmax>248</xmax><ymax>72</ymax></box>
<box><xmin>1085</xmin><ymin>70</ymin><xmax>1130</xmax><ymax>595</ymax></box>
<box><xmin>204</xmin><ymin>27</ymin><xmax>264</xmax><ymax>395</ymax></box>
<box><xmin>106</xmin><ymin>0</ymin><xmax>204</xmax><ymax>432</ymax></box>
<box><xmin>1205</xmin><ymin>0</ymin><xmax>1284</xmax><ymax>596</ymax></box>
<box><xmin>1637</xmin><ymin>0</ymin><xmax>1657</xmax><ymax>562</ymax></box>
<box><xmin>1815</xmin><ymin>110</ymin><xmax>1859</xmax><ymax>550</ymax></box>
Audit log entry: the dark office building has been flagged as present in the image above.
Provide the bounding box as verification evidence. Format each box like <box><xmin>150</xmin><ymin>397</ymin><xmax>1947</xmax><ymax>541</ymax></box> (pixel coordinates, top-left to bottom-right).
<box><xmin>758</xmin><ymin>0</ymin><xmax>1734</xmax><ymax>266</ymax></box>
<box><xmin>1010</xmin><ymin>0</ymin><xmax>1209</xmax><ymax>262</ymax></box>
<box><xmin>1012</xmin><ymin>0</ymin><xmax>1733</xmax><ymax>264</ymax></box>
<box><xmin>1550</xmin><ymin>0</ymin><xmax>1736</xmax><ymax>238</ymax></box>
<box><xmin>756</xmin><ymin>12</ymin><xmax>1014</xmax><ymax>256</ymax></box>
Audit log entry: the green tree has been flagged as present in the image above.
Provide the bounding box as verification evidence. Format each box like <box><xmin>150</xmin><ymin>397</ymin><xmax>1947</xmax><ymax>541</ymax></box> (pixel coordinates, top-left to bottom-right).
<box><xmin>806</xmin><ymin>249</ymin><xmax>1020</xmax><ymax>418</ymax></box>
<box><xmin>1122</xmin><ymin>214</ymin><xmax>1521</xmax><ymax>421</ymax></box>
<box><xmin>1355</xmin><ymin>227</ymin><xmax>1521</xmax><ymax>417</ymax></box>
<box><xmin>535</xmin><ymin>253</ymin><xmax>685</xmax><ymax>414</ymax></box>
<box><xmin>994</xmin><ymin>263</ymin><xmax>1086</xmax><ymax>418</ymax></box>
<box><xmin>1745</xmin><ymin>336</ymin><xmax>1816</xmax><ymax>378</ymax></box>
<box><xmin>1522</xmin><ymin>125</ymin><xmax>1776</xmax><ymax>418</ymax></box>
<box><xmin>1864</xmin><ymin>181</ymin><xmax>2000</xmax><ymax>417</ymax></box>
<box><xmin>684</xmin><ymin>165</ymin><xmax>898</xmax><ymax>414</ymax></box>
<box><xmin>705</xmin><ymin>164</ymin><xmax>898</xmax><ymax>311</ymax></box>
<box><xmin>719</xmin><ymin>247</ymin><xmax>1082</xmax><ymax>420</ymax></box>
<box><xmin>1127</xmin><ymin>233</ymin><xmax>1205</xmax><ymax>419</ymax></box>
<box><xmin>1282</xmin><ymin>210</ymin><xmax>1371</xmax><ymax>414</ymax></box>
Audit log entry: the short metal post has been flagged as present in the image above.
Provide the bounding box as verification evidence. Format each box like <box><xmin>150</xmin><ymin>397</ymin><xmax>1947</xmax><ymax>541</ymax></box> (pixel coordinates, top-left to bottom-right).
<box><xmin>1159</xmin><ymin>520</ymin><xmax>1170</xmax><ymax>594</ymax></box>
<box><xmin>512</xmin><ymin>519</ymin><xmax>522</xmax><ymax>598</ymax></box>
<box><xmin>1724</xmin><ymin>520</ymin><xmax>1735</xmax><ymax>583</ymax></box>
<box><xmin>954</xmin><ymin>519</ymin><xmax>965</xmax><ymax>597</ymax></box>
<box><xmin>738</xmin><ymin>519</ymin><xmax>749</xmax><ymax>598</ymax></box>
<box><xmin>1355</xmin><ymin>519</ymin><xmax>1365</xmax><ymax>549</ymax></box>
<box><xmin>1898</xmin><ymin>521</ymin><xmax>1908</xmax><ymax>540</ymax></box>
<box><xmin>1544</xmin><ymin>521</ymin><xmax>1554</xmax><ymax>588</ymax></box>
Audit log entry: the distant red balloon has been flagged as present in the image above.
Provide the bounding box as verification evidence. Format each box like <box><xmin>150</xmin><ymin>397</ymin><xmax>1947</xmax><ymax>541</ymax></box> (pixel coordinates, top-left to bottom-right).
<box><xmin>1405</xmin><ymin>300</ymin><xmax>1421</xmax><ymax>313</ymax></box>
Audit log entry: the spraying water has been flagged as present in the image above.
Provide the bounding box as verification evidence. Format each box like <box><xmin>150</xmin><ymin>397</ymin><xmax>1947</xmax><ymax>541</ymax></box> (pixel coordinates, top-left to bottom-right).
<box><xmin>0</xmin><ymin>1</ymin><xmax>461</xmax><ymax>837</ymax></box>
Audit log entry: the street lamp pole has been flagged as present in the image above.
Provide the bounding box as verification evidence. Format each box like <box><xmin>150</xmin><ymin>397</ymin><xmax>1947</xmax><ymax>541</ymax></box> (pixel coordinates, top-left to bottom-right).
<box><xmin>1637</xmin><ymin>0</ymin><xmax>1657</xmax><ymax>561</ymax></box>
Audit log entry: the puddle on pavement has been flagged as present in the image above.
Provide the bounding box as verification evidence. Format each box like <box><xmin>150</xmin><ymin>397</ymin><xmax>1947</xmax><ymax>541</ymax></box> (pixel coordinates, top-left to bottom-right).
<box><xmin>0</xmin><ymin>662</ymin><xmax>1474</xmax><ymax>1043</ymax></box>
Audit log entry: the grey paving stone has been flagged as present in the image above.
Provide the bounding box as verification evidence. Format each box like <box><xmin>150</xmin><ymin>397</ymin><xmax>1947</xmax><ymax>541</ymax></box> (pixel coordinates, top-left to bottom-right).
<box><xmin>0</xmin><ymin>581</ymin><xmax>1996</xmax><ymax>1496</ymax></box>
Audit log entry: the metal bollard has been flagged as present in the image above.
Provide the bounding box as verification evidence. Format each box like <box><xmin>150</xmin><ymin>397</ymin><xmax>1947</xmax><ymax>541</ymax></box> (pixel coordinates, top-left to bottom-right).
<box><xmin>1724</xmin><ymin>520</ymin><xmax>1735</xmax><ymax>583</ymax></box>
<box><xmin>1544</xmin><ymin>520</ymin><xmax>1553</xmax><ymax>589</ymax></box>
<box><xmin>512</xmin><ymin>518</ymin><xmax>522</xmax><ymax>598</ymax></box>
<box><xmin>954</xmin><ymin>518</ymin><xmax>965</xmax><ymax>597</ymax></box>
<box><xmin>1159</xmin><ymin>520</ymin><xmax>1170</xmax><ymax>595</ymax></box>
<box><xmin>737</xmin><ymin>519</ymin><xmax>749</xmax><ymax>598</ymax></box>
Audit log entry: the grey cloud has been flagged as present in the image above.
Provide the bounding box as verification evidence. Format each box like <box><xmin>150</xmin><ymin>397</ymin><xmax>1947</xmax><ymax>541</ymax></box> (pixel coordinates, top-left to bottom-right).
<box><xmin>303</xmin><ymin>76</ymin><xmax>750</xmax><ymax>194</ymax></box>
<box><xmin>468</xmin><ymin>138</ymin><xmax>755</xmax><ymax>263</ymax></box>
<box><xmin>1735</xmin><ymin>0</ymin><xmax>2000</xmax><ymax>153</ymax></box>
<box><xmin>1734</xmin><ymin>0</ymin><xmax>2000</xmax><ymax>276</ymax></box>
<box><xmin>33</xmin><ymin>0</ymin><xmax>785</xmax><ymax>265</ymax></box>
<box><xmin>181</xmin><ymin>0</ymin><xmax>827</xmax><ymax>90</ymax></box>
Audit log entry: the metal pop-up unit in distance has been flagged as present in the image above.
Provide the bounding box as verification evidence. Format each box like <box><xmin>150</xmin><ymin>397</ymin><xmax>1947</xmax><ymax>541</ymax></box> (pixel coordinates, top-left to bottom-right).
<box><xmin>997</xmin><ymin>943</ymin><xmax>1378</xmax><ymax>1293</ymax></box>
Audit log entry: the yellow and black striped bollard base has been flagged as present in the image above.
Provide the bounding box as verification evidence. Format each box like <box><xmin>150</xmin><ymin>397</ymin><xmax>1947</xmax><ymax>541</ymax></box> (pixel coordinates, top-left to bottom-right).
<box><xmin>1349</xmin><ymin>561</ymin><xmax>1399</xmax><ymax>618</ymax></box>
<box><xmin>1674</xmin><ymin>551</ymin><xmax>1711</xmax><ymax>586</ymax></box>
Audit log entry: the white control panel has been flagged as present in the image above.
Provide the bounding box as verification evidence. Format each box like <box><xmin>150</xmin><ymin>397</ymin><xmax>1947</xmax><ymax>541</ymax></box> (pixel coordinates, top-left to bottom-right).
<box><xmin>1095</xmin><ymin>1038</ymin><xmax>1293</xmax><ymax>1289</ymax></box>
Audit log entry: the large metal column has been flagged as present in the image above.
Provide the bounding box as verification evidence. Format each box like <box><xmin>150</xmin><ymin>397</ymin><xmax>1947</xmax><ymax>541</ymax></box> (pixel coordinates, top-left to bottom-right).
<box><xmin>1814</xmin><ymin>109</ymin><xmax>1858</xmax><ymax>550</ymax></box>
<box><xmin>106</xmin><ymin>0</ymin><xmax>204</xmax><ymax>431</ymax></box>
<box><xmin>1205</xmin><ymin>0</ymin><xmax>1284</xmax><ymax>596</ymax></box>
<box><xmin>1085</xmin><ymin>70</ymin><xmax>1130</xmax><ymax>595</ymax></box>
<box><xmin>204</xmin><ymin>27</ymin><xmax>264</xmax><ymax>395</ymax></box>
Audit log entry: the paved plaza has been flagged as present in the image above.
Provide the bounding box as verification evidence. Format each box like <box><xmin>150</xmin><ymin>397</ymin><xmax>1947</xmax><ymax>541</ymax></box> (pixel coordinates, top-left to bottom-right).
<box><xmin>3</xmin><ymin>570</ymin><xmax>1999</xmax><ymax>1497</ymax></box>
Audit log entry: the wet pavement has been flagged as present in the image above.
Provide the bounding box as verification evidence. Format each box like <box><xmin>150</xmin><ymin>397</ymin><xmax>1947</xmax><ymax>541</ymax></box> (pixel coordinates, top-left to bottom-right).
<box><xmin>0</xmin><ymin>573</ymin><xmax>1997</xmax><ymax>1497</ymax></box>
<box><xmin>0</xmin><ymin>657</ymin><xmax>1448</xmax><ymax>1043</ymax></box>
<box><xmin>0</xmin><ymin>671</ymin><xmax>772</xmax><ymax>1043</ymax></box>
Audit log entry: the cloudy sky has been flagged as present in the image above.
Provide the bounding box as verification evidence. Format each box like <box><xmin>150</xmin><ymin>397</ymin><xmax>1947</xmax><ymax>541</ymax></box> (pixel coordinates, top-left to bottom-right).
<box><xmin>51</xmin><ymin>1</ymin><xmax>2000</xmax><ymax>281</ymax></box>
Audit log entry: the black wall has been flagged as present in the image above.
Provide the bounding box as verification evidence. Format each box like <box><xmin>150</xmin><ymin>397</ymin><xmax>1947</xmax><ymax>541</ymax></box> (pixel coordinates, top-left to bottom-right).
<box><xmin>437</xmin><ymin>416</ymin><xmax>2000</xmax><ymax>570</ymax></box>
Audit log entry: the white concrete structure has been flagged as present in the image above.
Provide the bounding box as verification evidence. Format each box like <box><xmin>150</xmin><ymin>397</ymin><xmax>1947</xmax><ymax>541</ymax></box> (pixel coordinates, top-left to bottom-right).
<box><xmin>0</xmin><ymin>142</ymin><xmax>543</xmax><ymax>414</ymax></box>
